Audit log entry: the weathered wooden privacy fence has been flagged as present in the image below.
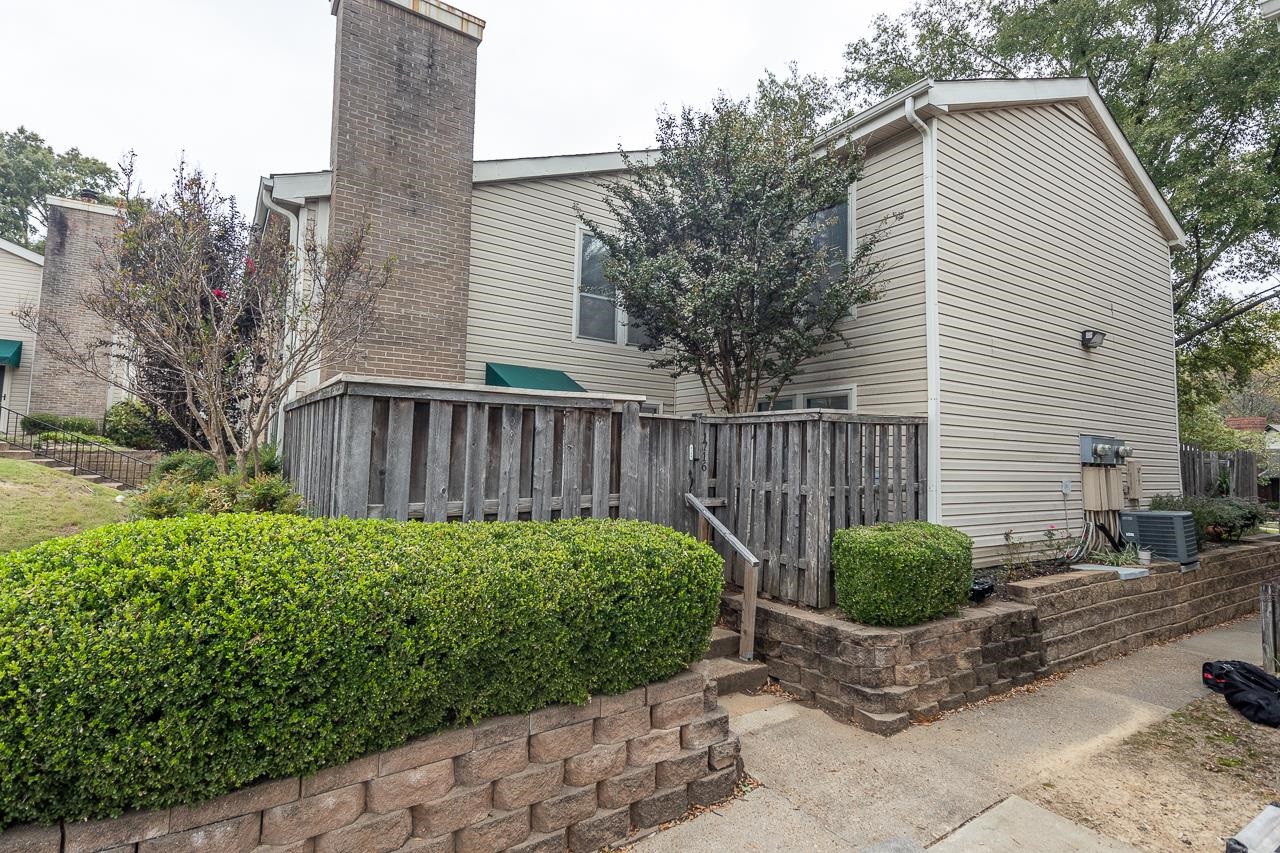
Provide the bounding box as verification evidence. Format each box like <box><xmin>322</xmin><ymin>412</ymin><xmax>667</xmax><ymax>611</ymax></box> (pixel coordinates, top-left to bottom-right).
<box><xmin>1180</xmin><ymin>444</ymin><xmax>1258</xmax><ymax>500</ymax></box>
<box><xmin>283</xmin><ymin>377</ymin><xmax>928</xmax><ymax>609</ymax></box>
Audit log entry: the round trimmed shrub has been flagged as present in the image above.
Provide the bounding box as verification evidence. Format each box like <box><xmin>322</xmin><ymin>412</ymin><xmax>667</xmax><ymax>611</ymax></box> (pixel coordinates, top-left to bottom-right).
<box><xmin>0</xmin><ymin>515</ymin><xmax>722</xmax><ymax>826</ymax></box>
<box><xmin>104</xmin><ymin>399</ymin><xmax>169</xmax><ymax>449</ymax></box>
<box><xmin>832</xmin><ymin>521</ymin><xmax>973</xmax><ymax>627</ymax></box>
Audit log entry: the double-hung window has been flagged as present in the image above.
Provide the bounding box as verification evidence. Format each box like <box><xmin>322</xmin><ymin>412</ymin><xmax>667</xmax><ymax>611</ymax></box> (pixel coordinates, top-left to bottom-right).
<box><xmin>576</xmin><ymin>232</ymin><xmax>651</xmax><ymax>347</ymax></box>
<box><xmin>810</xmin><ymin>198</ymin><xmax>851</xmax><ymax>292</ymax></box>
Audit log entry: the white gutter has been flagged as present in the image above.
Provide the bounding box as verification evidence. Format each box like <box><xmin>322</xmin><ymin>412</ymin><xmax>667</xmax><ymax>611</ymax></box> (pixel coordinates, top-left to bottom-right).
<box><xmin>904</xmin><ymin>96</ymin><xmax>943</xmax><ymax>524</ymax></box>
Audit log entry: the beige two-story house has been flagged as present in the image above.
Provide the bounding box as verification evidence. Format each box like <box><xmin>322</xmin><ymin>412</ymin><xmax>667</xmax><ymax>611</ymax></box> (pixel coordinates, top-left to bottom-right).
<box><xmin>260</xmin><ymin>0</ymin><xmax>1185</xmax><ymax>561</ymax></box>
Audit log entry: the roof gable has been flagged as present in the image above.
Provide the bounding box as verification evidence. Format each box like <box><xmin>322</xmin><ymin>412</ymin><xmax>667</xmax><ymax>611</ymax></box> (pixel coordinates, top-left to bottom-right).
<box><xmin>820</xmin><ymin>78</ymin><xmax>1184</xmax><ymax>246</ymax></box>
<box><xmin>0</xmin><ymin>237</ymin><xmax>43</xmax><ymax>267</ymax></box>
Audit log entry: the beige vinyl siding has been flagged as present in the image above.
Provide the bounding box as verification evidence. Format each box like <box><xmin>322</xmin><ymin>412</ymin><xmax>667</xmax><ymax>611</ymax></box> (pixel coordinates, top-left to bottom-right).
<box><xmin>0</xmin><ymin>247</ymin><xmax>42</xmax><ymax>417</ymax></box>
<box><xmin>935</xmin><ymin>102</ymin><xmax>1180</xmax><ymax>562</ymax></box>
<box><xmin>673</xmin><ymin>131</ymin><xmax>928</xmax><ymax>415</ymax></box>
<box><xmin>465</xmin><ymin>175</ymin><xmax>676</xmax><ymax>407</ymax></box>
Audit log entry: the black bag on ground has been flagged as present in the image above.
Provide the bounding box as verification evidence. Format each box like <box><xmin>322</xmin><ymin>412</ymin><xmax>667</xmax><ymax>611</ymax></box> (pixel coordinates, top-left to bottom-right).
<box><xmin>1202</xmin><ymin>660</ymin><xmax>1280</xmax><ymax>727</ymax></box>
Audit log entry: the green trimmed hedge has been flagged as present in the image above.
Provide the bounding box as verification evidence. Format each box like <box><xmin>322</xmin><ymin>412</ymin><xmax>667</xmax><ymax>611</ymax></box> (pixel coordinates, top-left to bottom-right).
<box><xmin>0</xmin><ymin>515</ymin><xmax>722</xmax><ymax>826</ymax></box>
<box><xmin>20</xmin><ymin>412</ymin><xmax>101</xmax><ymax>436</ymax></box>
<box><xmin>832</xmin><ymin>521</ymin><xmax>973</xmax><ymax>626</ymax></box>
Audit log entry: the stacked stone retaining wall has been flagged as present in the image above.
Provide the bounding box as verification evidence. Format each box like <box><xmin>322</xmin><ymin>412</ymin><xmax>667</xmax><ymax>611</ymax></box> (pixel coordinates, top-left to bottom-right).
<box><xmin>1007</xmin><ymin>537</ymin><xmax>1280</xmax><ymax>672</ymax></box>
<box><xmin>721</xmin><ymin>596</ymin><xmax>1046</xmax><ymax>735</ymax></box>
<box><xmin>0</xmin><ymin>671</ymin><xmax>741</xmax><ymax>853</ymax></box>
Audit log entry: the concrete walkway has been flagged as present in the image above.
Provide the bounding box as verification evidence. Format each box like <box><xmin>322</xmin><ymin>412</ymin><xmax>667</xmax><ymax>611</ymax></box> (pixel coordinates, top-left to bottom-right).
<box><xmin>635</xmin><ymin>617</ymin><xmax>1260</xmax><ymax>852</ymax></box>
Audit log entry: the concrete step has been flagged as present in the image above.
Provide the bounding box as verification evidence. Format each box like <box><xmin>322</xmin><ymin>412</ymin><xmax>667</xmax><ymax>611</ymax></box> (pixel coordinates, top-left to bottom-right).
<box><xmin>708</xmin><ymin>626</ymin><xmax>741</xmax><ymax>659</ymax></box>
<box><xmin>0</xmin><ymin>448</ymin><xmax>34</xmax><ymax>459</ymax></box>
<box><xmin>76</xmin><ymin>474</ymin><xmax>106</xmax><ymax>484</ymax></box>
<box><xmin>693</xmin><ymin>656</ymin><xmax>769</xmax><ymax>697</ymax></box>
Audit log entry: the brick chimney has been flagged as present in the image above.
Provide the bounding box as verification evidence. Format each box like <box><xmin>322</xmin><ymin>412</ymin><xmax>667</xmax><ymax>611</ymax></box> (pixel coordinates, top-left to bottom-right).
<box><xmin>28</xmin><ymin>196</ymin><xmax>119</xmax><ymax>419</ymax></box>
<box><xmin>327</xmin><ymin>0</ymin><xmax>484</xmax><ymax>381</ymax></box>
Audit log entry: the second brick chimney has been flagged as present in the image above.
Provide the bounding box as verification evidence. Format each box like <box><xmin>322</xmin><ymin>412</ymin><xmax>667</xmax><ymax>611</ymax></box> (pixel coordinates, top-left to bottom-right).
<box><xmin>327</xmin><ymin>0</ymin><xmax>484</xmax><ymax>381</ymax></box>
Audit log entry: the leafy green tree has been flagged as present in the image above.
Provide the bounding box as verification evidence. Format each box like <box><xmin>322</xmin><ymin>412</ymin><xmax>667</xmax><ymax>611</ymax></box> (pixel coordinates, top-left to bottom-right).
<box><xmin>580</xmin><ymin>71</ymin><xmax>886</xmax><ymax>413</ymax></box>
<box><xmin>0</xmin><ymin>127</ymin><xmax>116</xmax><ymax>251</ymax></box>
<box><xmin>842</xmin><ymin>0</ymin><xmax>1280</xmax><ymax>406</ymax></box>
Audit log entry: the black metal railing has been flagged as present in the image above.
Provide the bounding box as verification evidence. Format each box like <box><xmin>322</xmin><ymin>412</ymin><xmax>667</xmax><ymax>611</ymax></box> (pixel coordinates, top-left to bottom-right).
<box><xmin>0</xmin><ymin>405</ymin><xmax>154</xmax><ymax>489</ymax></box>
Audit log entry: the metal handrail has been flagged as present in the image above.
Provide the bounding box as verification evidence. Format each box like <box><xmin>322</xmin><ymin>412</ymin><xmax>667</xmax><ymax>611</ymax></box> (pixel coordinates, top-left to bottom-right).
<box><xmin>685</xmin><ymin>492</ymin><xmax>759</xmax><ymax>662</ymax></box>
<box><xmin>0</xmin><ymin>404</ymin><xmax>154</xmax><ymax>489</ymax></box>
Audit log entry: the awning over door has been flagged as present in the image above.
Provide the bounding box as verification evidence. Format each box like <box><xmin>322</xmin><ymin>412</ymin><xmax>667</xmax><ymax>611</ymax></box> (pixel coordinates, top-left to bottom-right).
<box><xmin>0</xmin><ymin>340</ymin><xmax>21</xmax><ymax>368</ymax></box>
<box><xmin>485</xmin><ymin>362</ymin><xmax>585</xmax><ymax>392</ymax></box>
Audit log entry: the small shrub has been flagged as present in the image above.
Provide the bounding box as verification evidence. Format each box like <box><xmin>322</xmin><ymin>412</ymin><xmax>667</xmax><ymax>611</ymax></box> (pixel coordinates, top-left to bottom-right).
<box><xmin>34</xmin><ymin>430</ymin><xmax>101</xmax><ymax>445</ymax></box>
<box><xmin>20</xmin><ymin>412</ymin><xmax>101</xmax><ymax>436</ymax></box>
<box><xmin>152</xmin><ymin>450</ymin><xmax>219</xmax><ymax>484</ymax></box>
<box><xmin>0</xmin><ymin>515</ymin><xmax>722</xmax><ymax>825</ymax></box>
<box><xmin>1085</xmin><ymin>544</ymin><xmax>1141</xmax><ymax>566</ymax></box>
<box><xmin>251</xmin><ymin>443</ymin><xmax>282</xmax><ymax>477</ymax></box>
<box><xmin>1148</xmin><ymin>494</ymin><xmax>1266</xmax><ymax>543</ymax></box>
<box><xmin>833</xmin><ymin>521</ymin><xmax>974</xmax><ymax>626</ymax></box>
<box><xmin>104</xmin><ymin>400</ymin><xmax>169</xmax><ymax>450</ymax></box>
<box><xmin>132</xmin><ymin>473</ymin><xmax>303</xmax><ymax>519</ymax></box>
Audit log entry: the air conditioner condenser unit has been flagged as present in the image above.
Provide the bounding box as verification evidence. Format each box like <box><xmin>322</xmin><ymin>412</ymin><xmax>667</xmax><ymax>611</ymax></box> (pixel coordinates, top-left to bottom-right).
<box><xmin>1119</xmin><ymin>510</ymin><xmax>1199</xmax><ymax>570</ymax></box>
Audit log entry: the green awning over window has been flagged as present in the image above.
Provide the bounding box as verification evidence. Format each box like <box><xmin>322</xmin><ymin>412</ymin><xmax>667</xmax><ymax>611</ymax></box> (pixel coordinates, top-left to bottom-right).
<box><xmin>485</xmin><ymin>362</ymin><xmax>585</xmax><ymax>392</ymax></box>
<box><xmin>0</xmin><ymin>339</ymin><xmax>20</xmax><ymax>368</ymax></box>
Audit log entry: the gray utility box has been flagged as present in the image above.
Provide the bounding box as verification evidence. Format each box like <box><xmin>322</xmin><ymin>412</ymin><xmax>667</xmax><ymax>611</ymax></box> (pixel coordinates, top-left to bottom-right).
<box><xmin>1080</xmin><ymin>434</ymin><xmax>1133</xmax><ymax>466</ymax></box>
<box><xmin>1119</xmin><ymin>510</ymin><xmax>1199</xmax><ymax>569</ymax></box>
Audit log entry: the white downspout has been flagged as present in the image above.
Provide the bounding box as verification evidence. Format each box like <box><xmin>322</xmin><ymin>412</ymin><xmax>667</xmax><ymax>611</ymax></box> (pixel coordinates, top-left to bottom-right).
<box><xmin>905</xmin><ymin>96</ymin><xmax>943</xmax><ymax>523</ymax></box>
<box><xmin>258</xmin><ymin>184</ymin><xmax>302</xmax><ymax>448</ymax></box>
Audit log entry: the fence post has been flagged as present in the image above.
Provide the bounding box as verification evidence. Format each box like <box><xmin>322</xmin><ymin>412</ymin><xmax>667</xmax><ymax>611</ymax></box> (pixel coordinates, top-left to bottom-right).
<box><xmin>1264</xmin><ymin>579</ymin><xmax>1279</xmax><ymax>676</ymax></box>
<box><xmin>619</xmin><ymin>402</ymin><xmax>641</xmax><ymax>519</ymax></box>
<box><xmin>335</xmin><ymin>394</ymin><xmax>374</xmax><ymax>519</ymax></box>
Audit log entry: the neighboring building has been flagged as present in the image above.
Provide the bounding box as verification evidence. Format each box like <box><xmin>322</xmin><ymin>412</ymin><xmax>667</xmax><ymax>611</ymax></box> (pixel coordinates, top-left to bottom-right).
<box><xmin>0</xmin><ymin>195</ymin><xmax>127</xmax><ymax>429</ymax></box>
<box><xmin>1262</xmin><ymin>0</ymin><xmax>1280</xmax><ymax>20</ymax></box>
<box><xmin>1225</xmin><ymin>416</ymin><xmax>1280</xmax><ymax>502</ymax></box>
<box><xmin>260</xmin><ymin>0</ymin><xmax>1186</xmax><ymax>560</ymax></box>
<box><xmin>0</xmin><ymin>237</ymin><xmax>43</xmax><ymax>424</ymax></box>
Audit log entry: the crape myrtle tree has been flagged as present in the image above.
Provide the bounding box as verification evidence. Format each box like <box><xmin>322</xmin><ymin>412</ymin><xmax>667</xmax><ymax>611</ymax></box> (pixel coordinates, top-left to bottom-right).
<box><xmin>580</xmin><ymin>71</ymin><xmax>890</xmax><ymax>413</ymax></box>
<box><xmin>841</xmin><ymin>0</ymin><xmax>1280</xmax><ymax>416</ymax></box>
<box><xmin>20</xmin><ymin>160</ymin><xmax>390</xmax><ymax>478</ymax></box>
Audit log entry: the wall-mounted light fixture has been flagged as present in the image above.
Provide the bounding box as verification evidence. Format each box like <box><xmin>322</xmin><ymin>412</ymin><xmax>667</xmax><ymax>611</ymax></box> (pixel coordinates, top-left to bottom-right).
<box><xmin>1081</xmin><ymin>329</ymin><xmax>1107</xmax><ymax>350</ymax></box>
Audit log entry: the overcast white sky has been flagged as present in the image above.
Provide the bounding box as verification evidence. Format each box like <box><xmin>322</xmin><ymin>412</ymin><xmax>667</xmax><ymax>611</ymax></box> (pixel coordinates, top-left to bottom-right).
<box><xmin>0</xmin><ymin>0</ymin><xmax>911</xmax><ymax>214</ymax></box>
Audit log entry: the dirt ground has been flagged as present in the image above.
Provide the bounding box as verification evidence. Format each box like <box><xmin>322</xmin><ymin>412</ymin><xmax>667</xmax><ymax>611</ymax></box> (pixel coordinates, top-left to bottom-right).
<box><xmin>1027</xmin><ymin>695</ymin><xmax>1280</xmax><ymax>852</ymax></box>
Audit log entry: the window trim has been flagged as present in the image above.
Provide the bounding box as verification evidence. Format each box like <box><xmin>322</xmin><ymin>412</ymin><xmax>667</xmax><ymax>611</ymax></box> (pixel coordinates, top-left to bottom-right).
<box><xmin>756</xmin><ymin>384</ymin><xmax>858</xmax><ymax>412</ymax></box>
<box><xmin>802</xmin><ymin>386</ymin><xmax>857</xmax><ymax>410</ymax></box>
<box><xmin>572</xmin><ymin>224</ymin><xmax>646</xmax><ymax>349</ymax></box>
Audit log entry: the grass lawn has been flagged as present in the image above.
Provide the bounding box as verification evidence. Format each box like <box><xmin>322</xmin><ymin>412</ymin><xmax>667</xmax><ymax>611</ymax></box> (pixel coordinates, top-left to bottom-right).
<box><xmin>0</xmin><ymin>458</ymin><xmax>131</xmax><ymax>553</ymax></box>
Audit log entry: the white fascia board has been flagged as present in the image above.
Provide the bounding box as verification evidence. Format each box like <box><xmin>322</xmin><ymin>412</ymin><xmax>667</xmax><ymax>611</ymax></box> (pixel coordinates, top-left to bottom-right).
<box><xmin>0</xmin><ymin>236</ymin><xmax>43</xmax><ymax>266</ymax></box>
<box><xmin>928</xmin><ymin>77</ymin><xmax>1093</xmax><ymax>111</ymax></box>
<box><xmin>472</xmin><ymin>150</ymin><xmax>654</xmax><ymax>184</ymax></box>
<box><xmin>1079</xmin><ymin>87</ymin><xmax>1185</xmax><ymax>246</ymax></box>
<box><xmin>270</xmin><ymin>171</ymin><xmax>333</xmax><ymax>204</ymax></box>
<box><xmin>1262</xmin><ymin>0</ymin><xmax>1280</xmax><ymax>20</ymax></box>
<box><xmin>253</xmin><ymin>171</ymin><xmax>332</xmax><ymax>231</ymax></box>
<box><xmin>262</xmin><ymin>153</ymin><xmax>652</xmax><ymax>193</ymax></box>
